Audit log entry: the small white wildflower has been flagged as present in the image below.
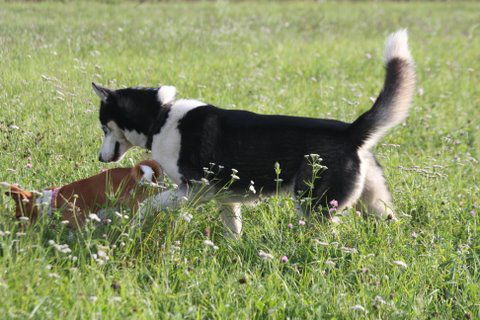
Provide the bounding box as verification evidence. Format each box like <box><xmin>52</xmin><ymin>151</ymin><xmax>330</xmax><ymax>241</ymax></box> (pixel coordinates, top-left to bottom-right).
<box><xmin>200</xmin><ymin>178</ymin><xmax>210</xmax><ymax>185</ymax></box>
<box><xmin>48</xmin><ymin>240</ymin><xmax>55</xmax><ymax>245</ymax></box>
<box><xmin>89</xmin><ymin>296</ymin><xmax>98</xmax><ymax>302</ymax></box>
<box><xmin>350</xmin><ymin>305</ymin><xmax>366</xmax><ymax>312</ymax></box>
<box><xmin>61</xmin><ymin>220</ymin><xmax>70</xmax><ymax>225</ymax></box>
<box><xmin>45</xmin><ymin>264</ymin><xmax>52</xmax><ymax>270</ymax></box>
<box><xmin>231</xmin><ymin>168</ymin><xmax>238</xmax><ymax>174</ymax></box>
<box><xmin>341</xmin><ymin>247</ymin><xmax>358</xmax><ymax>254</ymax></box>
<box><xmin>203</xmin><ymin>240</ymin><xmax>218</xmax><ymax>250</ymax></box>
<box><xmin>115</xmin><ymin>211</ymin><xmax>122</xmax><ymax>218</ymax></box>
<box><xmin>258</xmin><ymin>250</ymin><xmax>274</xmax><ymax>261</ymax></box>
<box><xmin>48</xmin><ymin>273</ymin><xmax>60</xmax><ymax>279</ymax></box>
<box><xmin>325</xmin><ymin>260</ymin><xmax>336</xmax><ymax>267</ymax></box>
<box><xmin>393</xmin><ymin>260</ymin><xmax>408</xmax><ymax>269</ymax></box>
<box><xmin>9</xmin><ymin>125</ymin><xmax>19</xmax><ymax>130</ymax></box>
<box><xmin>88</xmin><ymin>213</ymin><xmax>101</xmax><ymax>222</ymax></box>
<box><xmin>373</xmin><ymin>295</ymin><xmax>386</xmax><ymax>306</ymax></box>
<box><xmin>181</xmin><ymin>196</ymin><xmax>189</xmax><ymax>201</ymax></box>
<box><xmin>71</xmin><ymin>256</ymin><xmax>78</xmax><ymax>261</ymax></box>
<box><xmin>231</xmin><ymin>174</ymin><xmax>240</xmax><ymax>180</ymax></box>
<box><xmin>249</xmin><ymin>184</ymin><xmax>256</xmax><ymax>194</ymax></box>
<box><xmin>19</xmin><ymin>216</ymin><xmax>29</xmax><ymax>221</ymax></box>
<box><xmin>314</xmin><ymin>240</ymin><xmax>329</xmax><ymax>246</ymax></box>
<box><xmin>180</xmin><ymin>212</ymin><xmax>193</xmax><ymax>223</ymax></box>
<box><xmin>97</xmin><ymin>250</ymin><xmax>107</xmax><ymax>258</ymax></box>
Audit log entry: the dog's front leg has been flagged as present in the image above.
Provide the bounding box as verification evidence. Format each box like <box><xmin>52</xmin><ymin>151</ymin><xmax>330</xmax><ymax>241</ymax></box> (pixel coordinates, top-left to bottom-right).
<box><xmin>219</xmin><ymin>202</ymin><xmax>242</xmax><ymax>238</ymax></box>
<box><xmin>136</xmin><ymin>184</ymin><xmax>189</xmax><ymax>222</ymax></box>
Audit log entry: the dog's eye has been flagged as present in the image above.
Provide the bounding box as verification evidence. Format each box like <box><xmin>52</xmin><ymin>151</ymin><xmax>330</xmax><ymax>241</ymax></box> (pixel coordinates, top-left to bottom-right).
<box><xmin>101</xmin><ymin>125</ymin><xmax>108</xmax><ymax>135</ymax></box>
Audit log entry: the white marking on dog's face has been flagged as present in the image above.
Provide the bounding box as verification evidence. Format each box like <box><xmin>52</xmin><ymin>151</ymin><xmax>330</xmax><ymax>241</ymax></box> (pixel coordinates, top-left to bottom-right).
<box><xmin>150</xmin><ymin>99</ymin><xmax>206</xmax><ymax>184</ymax></box>
<box><xmin>138</xmin><ymin>165</ymin><xmax>155</xmax><ymax>185</ymax></box>
<box><xmin>99</xmin><ymin>121</ymin><xmax>133</xmax><ymax>163</ymax></box>
<box><xmin>124</xmin><ymin>129</ymin><xmax>148</xmax><ymax>148</ymax></box>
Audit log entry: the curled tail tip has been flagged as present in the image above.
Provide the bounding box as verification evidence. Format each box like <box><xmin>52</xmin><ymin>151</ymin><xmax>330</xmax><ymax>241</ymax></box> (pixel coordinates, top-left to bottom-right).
<box><xmin>384</xmin><ymin>29</ymin><xmax>413</xmax><ymax>63</ymax></box>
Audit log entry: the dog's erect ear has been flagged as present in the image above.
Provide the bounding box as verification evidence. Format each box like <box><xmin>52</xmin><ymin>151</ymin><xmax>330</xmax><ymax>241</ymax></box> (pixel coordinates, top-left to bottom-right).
<box><xmin>92</xmin><ymin>82</ymin><xmax>112</xmax><ymax>103</ymax></box>
<box><xmin>157</xmin><ymin>85</ymin><xmax>176</xmax><ymax>106</ymax></box>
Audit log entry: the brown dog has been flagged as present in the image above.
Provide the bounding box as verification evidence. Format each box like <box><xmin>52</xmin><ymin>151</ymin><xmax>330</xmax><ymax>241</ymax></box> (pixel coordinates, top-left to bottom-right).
<box><xmin>3</xmin><ymin>160</ymin><xmax>163</xmax><ymax>229</ymax></box>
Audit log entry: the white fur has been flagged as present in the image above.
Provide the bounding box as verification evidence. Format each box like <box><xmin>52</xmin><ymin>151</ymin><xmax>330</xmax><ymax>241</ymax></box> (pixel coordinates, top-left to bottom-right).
<box><xmin>220</xmin><ymin>203</ymin><xmax>242</xmax><ymax>237</ymax></box>
<box><xmin>157</xmin><ymin>86</ymin><xmax>177</xmax><ymax>105</ymax></box>
<box><xmin>360</xmin><ymin>30</ymin><xmax>415</xmax><ymax>151</ymax></box>
<box><xmin>384</xmin><ymin>29</ymin><xmax>412</xmax><ymax>63</ymax></box>
<box><xmin>150</xmin><ymin>99</ymin><xmax>206</xmax><ymax>184</ymax></box>
<box><xmin>340</xmin><ymin>149</ymin><xmax>368</xmax><ymax>210</ymax></box>
<box><xmin>124</xmin><ymin>129</ymin><xmax>147</xmax><ymax>148</ymax></box>
<box><xmin>99</xmin><ymin>121</ymin><xmax>132</xmax><ymax>162</ymax></box>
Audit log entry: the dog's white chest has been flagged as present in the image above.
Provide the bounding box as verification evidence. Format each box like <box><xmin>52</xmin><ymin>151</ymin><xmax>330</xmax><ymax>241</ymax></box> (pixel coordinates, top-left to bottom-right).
<box><xmin>150</xmin><ymin>99</ymin><xmax>206</xmax><ymax>184</ymax></box>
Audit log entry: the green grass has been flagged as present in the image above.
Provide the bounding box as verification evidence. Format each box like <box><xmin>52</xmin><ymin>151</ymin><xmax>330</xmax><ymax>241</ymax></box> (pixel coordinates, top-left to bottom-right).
<box><xmin>1</xmin><ymin>1</ymin><xmax>479</xmax><ymax>318</ymax></box>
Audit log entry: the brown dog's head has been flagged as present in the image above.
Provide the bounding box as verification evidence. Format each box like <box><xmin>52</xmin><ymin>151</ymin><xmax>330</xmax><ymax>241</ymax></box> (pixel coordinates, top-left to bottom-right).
<box><xmin>3</xmin><ymin>184</ymin><xmax>40</xmax><ymax>222</ymax></box>
<box><xmin>131</xmin><ymin>160</ymin><xmax>164</xmax><ymax>186</ymax></box>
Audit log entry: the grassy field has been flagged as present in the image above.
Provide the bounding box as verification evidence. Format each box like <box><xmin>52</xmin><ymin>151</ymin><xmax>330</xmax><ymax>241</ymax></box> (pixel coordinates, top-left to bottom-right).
<box><xmin>0</xmin><ymin>1</ymin><xmax>479</xmax><ymax>319</ymax></box>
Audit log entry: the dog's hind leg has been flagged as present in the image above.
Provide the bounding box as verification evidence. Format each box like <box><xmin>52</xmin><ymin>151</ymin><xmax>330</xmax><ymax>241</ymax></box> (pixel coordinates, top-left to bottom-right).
<box><xmin>219</xmin><ymin>202</ymin><xmax>242</xmax><ymax>238</ymax></box>
<box><xmin>358</xmin><ymin>156</ymin><xmax>396</xmax><ymax>220</ymax></box>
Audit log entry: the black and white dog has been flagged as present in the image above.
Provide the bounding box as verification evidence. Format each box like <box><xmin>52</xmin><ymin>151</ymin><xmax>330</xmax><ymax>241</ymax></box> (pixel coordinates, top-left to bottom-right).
<box><xmin>92</xmin><ymin>30</ymin><xmax>415</xmax><ymax>235</ymax></box>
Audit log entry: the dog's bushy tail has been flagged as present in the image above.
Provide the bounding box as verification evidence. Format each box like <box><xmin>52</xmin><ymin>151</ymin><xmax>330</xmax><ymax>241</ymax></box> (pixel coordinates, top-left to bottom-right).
<box><xmin>348</xmin><ymin>30</ymin><xmax>415</xmax><ymax>150</ymax></box>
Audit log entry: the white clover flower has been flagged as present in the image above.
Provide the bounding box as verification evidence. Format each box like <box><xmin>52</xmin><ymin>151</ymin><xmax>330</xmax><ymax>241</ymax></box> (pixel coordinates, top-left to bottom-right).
<box><xmin>88</xmin><ymin>213</ymin><xmax>101</xmax><ymax>222</ymax></box>
<box><xmin>325</xmin><ymin>260</ymin><xmax>336</xmax><ymax>267</ymax></box>
<box><xmin>393</xmin><ymin>260</ymin><xmax>408</xmax><ymax>269</ymax></box>
<box><xmin>203</xmin><ymin>240</ymin><xmax>219</xmax><ymax>250</ymax></box>
<box><xmin>258</xmin><ymin>250</ymin><xmax>274</xmax><ymax>261</ymax></box>
<box><xmin>350</xmin><ymin>305</ymin><xmax>366</xmax><ymax>312</ymax></box>
<box><xmin>373</xmin><ymin>295</ymin><xmax>386</xmax><ymax>306</ymax></box>
<box><xmin>180</xmin><ymin>212</ymin><xmax>193</xmax><ymax>223</ymax></box>
<box><xmin>314</xmin><ymin>240</ymin><xmax>329</xmax><ymax>246</ymax></box>
<box><xmin>341</xmin><ymin>247</ymin><xmax>358</xmax><ymax>254</ymax></box>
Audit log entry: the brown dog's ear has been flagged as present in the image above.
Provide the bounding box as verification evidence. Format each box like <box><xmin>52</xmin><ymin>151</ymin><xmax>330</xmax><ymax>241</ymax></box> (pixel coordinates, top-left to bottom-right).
<box><xmin>4</xmin><ymin>185</ymin><xmax>32</xmax><ymax>203</ymax></box>
<box><xmin>132</xmin><ymin>160</ymin><xmax>164</xmax><ymax>185</ymax></box>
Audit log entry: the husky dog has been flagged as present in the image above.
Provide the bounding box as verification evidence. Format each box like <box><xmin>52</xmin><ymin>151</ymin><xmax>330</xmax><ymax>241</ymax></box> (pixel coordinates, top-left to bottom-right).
<box><xmin>92</xmin><ymin>30</ymin><xmax>415</xmax><ymax>235</ymax></box>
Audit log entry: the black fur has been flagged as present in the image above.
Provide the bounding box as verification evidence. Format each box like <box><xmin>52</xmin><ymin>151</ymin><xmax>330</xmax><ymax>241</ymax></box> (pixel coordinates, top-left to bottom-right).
<box><xmin>177</xmin><ymin>106</ymin><xmax>358</xmax><ymax>209</ymax></box>
<box><xmin>98</xmin><ymin>87</ymin><xmax>170</xmax><ymax>149</ymax></box>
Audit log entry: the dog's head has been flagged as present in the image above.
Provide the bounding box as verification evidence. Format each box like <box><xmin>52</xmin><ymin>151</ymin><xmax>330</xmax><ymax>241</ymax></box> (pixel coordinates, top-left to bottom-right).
<box><xmin>92</xmin><ymin>83</ymin><xmax>176</xmax><ymax>163</ymax></box>
<box><xmin>3</xmin><ymin>184</ymin><xmax>40</xmax><ymax>221</ymax></box>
